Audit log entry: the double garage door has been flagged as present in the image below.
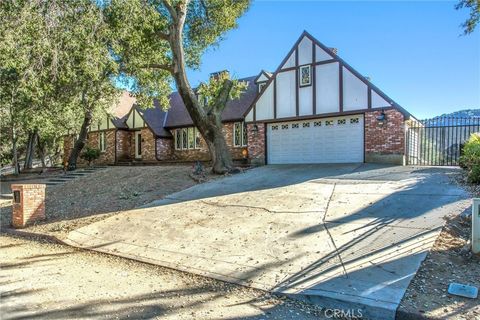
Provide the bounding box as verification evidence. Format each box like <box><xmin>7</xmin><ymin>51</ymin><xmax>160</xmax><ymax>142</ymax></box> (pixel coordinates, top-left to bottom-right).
<box><xmin>267</xmin><ymin>115</ymin><xmax>364</xmax><ymax>164</ymax></box>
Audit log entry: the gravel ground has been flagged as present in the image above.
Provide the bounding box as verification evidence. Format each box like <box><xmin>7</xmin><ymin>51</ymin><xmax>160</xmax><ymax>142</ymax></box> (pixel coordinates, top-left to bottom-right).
<box><xmin>0</xmin><ymin>235</ymin><xmax>326</xmax><ymax>320</ymax></box>
<box><xmin>1</xmin><ymin>166</ymin><xmax>213</xmax><ymax>238</ymax></box>
<box><xmin>398</xmin><ymin>172</ymin><xmax>480</xmax><ymax>319</ymax></box>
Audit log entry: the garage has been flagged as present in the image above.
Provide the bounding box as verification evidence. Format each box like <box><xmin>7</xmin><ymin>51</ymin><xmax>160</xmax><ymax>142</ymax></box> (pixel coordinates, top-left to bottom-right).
<box><xmin>267</xmin><ymin>115</ymin><xmax>364</xmax><ymax>164</ymax></box>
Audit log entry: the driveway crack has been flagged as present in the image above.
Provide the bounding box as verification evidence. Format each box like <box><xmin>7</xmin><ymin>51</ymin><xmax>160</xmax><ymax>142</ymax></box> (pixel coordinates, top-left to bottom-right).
<box><xmin>322</xmin><ymin>183</ymin><xmax>349</xmax><ymax>278</ymax></box>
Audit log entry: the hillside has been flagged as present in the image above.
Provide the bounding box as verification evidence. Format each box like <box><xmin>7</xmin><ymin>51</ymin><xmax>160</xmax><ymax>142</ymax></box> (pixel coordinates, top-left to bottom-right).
<box><xmin>438</xmin><ymin>109</ymin><xmax>480</xmax><ymax>118</ymax></box>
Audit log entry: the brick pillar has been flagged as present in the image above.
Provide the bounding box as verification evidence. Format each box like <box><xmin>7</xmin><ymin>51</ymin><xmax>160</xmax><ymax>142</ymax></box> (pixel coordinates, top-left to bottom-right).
<box><xmin>11</xmin><ymin>184</ymin><xmax>46</xmax><ymax>228</ymax></box>
<box><xmin>247</xmin><ymin>123</ymin><xmax>265</xmax><ymax>165</ymax></box>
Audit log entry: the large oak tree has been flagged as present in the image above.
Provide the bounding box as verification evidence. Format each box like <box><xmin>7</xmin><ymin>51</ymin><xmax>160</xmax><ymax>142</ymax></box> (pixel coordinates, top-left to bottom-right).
<box><xmin>106</xmin><ymin>0</ymin><xmax>251</xmax><ymax>173</ymax></box>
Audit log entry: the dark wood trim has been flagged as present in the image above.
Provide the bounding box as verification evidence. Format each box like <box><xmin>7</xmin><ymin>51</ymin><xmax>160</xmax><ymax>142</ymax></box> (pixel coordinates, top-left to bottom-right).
<box><xmin>264</xmin><ymin>123</ymin><xmax>268</xmax><ymax>165</ymax></box>
<box><xmin>277</xmin><ymin>59</ymin><xmax>337</xmax><ymax>73</ymax></box>
<box><xmin>132</xmin><ymin>108</ymin><xmax>136</xmax><ymax>128</ymax></box>
<box><xmin>295</xmin><ymin>49</ymin><xmax>299</xmax><ymax>116</ymax></box>
<box><xmin>363</xmin><ymin>114</ymin><xmax>366</xmax><ymax>163</ymax></box>
<box><xmin>253</xmin><ymin>104</ymin><xmax>256</xmax><ymax>122</ymax></box>
<box><xmin>312</xmin><ymin>41</ymin><xmax>316</xmax><ymax>115</ymax></box>
<box><xmin>273</xmin><ymin>77</ymin><xmax>277</xmax><ymax>119</ymax></box>
<box><xmin>257</xmin><ymin>107</ymin><xmax>391</xmax><ymax>124</ymax></box>
<box><xmin>368</xmin><ymin>88</ymin><xmax>372</xmax><ymax>109</ymax></box>
<box><xmin>339</xmin><ymin>63</ymin><xmax>343</xmax><ymax>112</ymax></box>
<box><xmin>254</xmin><ymin>70</ymin><xmax>272</xmax><ymax>83</ymax></box>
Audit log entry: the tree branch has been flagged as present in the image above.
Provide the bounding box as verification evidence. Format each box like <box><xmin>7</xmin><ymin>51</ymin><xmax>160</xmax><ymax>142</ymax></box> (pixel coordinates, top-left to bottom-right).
<box><xmin>141</xmin><ymin>63</ymin><xmax>174</xmax><ymax>73</ymax></box>
<box><xmin>212</xmin><ymin>79</ymin><xmax>233</xmax><ymax>113</ymax></box>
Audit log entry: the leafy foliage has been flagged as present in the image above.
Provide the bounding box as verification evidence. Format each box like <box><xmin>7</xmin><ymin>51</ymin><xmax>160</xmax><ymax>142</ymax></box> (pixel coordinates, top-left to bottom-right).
<box><xmin>456</xmin><ymin>0</ymin><xmax>480</xmax><ymax>34</ymax></box>
<box><xmin>459</xmin><ymin>133</ymin><xmax>480</xmax><ymax>183</ymax></box>
<box><xmin>80</xmin><ymin>147</ymin><xmax>101</xmax><ymax>166</ymax></box>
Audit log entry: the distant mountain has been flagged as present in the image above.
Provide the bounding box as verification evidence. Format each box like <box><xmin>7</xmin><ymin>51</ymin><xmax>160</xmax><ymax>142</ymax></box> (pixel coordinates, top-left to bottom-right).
<box><xmin>438</xmin><ymin>109</ymin><xmax>480</xmax><ymax>118</ymax></box>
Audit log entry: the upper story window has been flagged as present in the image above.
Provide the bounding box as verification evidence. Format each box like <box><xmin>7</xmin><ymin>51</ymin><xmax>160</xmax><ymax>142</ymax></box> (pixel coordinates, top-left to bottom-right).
<box><xmin>99</xmin><ymin>132</ymin><xmax>106</xmax><ymax>152</ymax></box>
<box><xmin>258</xmin><ymin>82</ymin><xmax>267</xmax><ymax>93</ymax></box>
<box><xmin>233</xmin><ymin>122</ymin><xmax>247</xmax><ymax>147</ymax></box>
<box><xmin>299</xmin><ymin>65</ymin><xmax>312</xmax><ymax>87</ymax></box>
<box><xmin>174</xmin><ymin>127</ymin><xmax>201</xmax><ymax>150</ymax></box>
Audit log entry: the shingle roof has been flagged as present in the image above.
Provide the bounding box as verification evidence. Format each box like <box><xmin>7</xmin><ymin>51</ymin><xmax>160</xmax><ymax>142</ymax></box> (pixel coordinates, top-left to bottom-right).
<box><xmin>136</xmin><ymin>102</ymin><xmax>172</xmax><ymax>138</ymax></box>
<box><xmin>164</xmin><ymin>76</ymin><xmax>257</xmax><ymax>128</ymax></box>
<box><xmin>110</xmin><ymin>76</ymin><xmax>257</xmax><ymax>135</ymax></box>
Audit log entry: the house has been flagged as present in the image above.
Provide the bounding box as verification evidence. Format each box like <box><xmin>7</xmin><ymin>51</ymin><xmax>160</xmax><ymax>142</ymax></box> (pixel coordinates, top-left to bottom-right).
<box><xmin>64</xmin><ymin>31</ymin><xmax>416</xmax><ymax>166</ymax></box>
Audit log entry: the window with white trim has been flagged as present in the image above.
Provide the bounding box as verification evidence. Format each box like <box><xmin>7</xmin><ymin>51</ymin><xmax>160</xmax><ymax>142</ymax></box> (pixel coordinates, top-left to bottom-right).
<box><xmin>174</xmin><ymin>127</ymin><xmax>201</xmax><ymax>150</ymax></box>
<box><xmin>233</xmin><ymin>122</ymin><xmax>247</xmax><ymax>147</ymax></box>
<box><xmin>99</xmin><ymin>132</ymin><xmax>106</xmax><ymax>152</ymax></box>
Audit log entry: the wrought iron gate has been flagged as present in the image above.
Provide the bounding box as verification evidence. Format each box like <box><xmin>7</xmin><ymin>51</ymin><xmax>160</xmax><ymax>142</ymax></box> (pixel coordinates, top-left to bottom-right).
<box><xmin>406</xmin><ymin>117</ymin><xmax>480</xmax><ymax>166</ymax></box>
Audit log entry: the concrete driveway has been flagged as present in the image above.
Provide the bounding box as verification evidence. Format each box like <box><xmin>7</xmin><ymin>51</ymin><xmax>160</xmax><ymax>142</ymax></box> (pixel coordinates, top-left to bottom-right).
<box><xmin>65</xmin><ymin>164</ymin><xmax>470</xmax><ymax>319</ymax></box>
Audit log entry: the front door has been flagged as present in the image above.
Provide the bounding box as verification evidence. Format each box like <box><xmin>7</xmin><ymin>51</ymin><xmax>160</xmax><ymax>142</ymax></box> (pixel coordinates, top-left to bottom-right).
<box><xmin>135</xmin><ymin>131</ymin><xmax>142</xmax><ymax>159</ymax></box>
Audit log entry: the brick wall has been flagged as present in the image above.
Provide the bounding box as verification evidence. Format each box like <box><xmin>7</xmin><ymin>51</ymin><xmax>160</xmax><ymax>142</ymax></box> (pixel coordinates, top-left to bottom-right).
<box><xmin>116</xmin><ymin>130</ymin><xmax>131</xmax><ymax>161</ymax></box>
<box><xmin>11</xmin><ymin>184</ymin><xmax>46</xmax><ymax>228</ymax></box>
<box><xmin>171</xmin><ymin>122</ymin><xmax>246</xmax><ymax>161</ymax></box>
<box><xmin>63</xmin><ymin>130</ymin><xmax>116</xmax><ymax>166</ymax></box>
<box><xmin>140</xmin><ymin>127</ymin><xmax>157</xmax><ymax>161</ymax></box>
<box><xmin>247</xmin><ymin>123</ymin><xmax>265</xmax><ymax>165</ymax></box>
<box><xmin>156</xmin><ymin>138</ymin><xmax>173</xmax><ymax>160</ymax></box>
<box><xmin>364</xmin><ymin>109</ymin><xmax>405</xmax><ymax>164</ymax></box>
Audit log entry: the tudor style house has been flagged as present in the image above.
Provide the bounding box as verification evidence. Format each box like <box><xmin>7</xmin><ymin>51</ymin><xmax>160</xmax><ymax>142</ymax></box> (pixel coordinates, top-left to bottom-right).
<box><xmin>64</xmin><ymin>31</ymin><xmax>417</xmax><ymax>167</ymax></box>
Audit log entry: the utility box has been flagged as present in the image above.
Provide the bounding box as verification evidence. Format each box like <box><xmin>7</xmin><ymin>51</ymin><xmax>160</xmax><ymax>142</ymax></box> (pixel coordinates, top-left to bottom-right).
<box><xmin>473</xmin><ymin>198</ymin><xmax>480</xmax><ymax>255</ymax></box>
<box><xmin>11</xmin><ymin>184</ymin><xmax>46</xmax><ymax>228</ymax></box>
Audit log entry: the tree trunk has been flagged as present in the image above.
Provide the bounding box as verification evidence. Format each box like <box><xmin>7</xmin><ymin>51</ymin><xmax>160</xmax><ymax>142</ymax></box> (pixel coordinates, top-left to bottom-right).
<box><xmin>24</xmin><ymin>129</ymin><xmax>38</xmax><ymax>170</ymax></box>
<box><xmin>67</xmin><ymin>109</ymin><xmax>93</xmax><ymax>170</ymax></box>
<box><xmin>168</xmin><ymin>17</ymin><xmax>233</xmax><ymax>174</ymax></box>
<box><xmin>37</xmin><ymin>134</ymin><xmax>47</xmax><ymax>170</ymax></box>
<box><xmin>11</xmin><ymin>126</ymin><xmax>19</xmax><ymax>175</ymax></box>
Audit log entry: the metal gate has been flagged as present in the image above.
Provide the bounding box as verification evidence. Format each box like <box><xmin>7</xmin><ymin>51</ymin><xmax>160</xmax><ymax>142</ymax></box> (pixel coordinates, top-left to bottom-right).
<box><xmin>406</xmin><ymin>117</ymin><xmax>480</xmax><ymax>166</ymax></box>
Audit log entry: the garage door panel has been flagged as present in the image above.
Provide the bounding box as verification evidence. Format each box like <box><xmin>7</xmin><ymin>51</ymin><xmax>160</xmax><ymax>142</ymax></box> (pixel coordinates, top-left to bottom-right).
<box><xmin>267</xmin><ymin>115</ymin><xmax>364</xmax><ymax>164</ymax></box>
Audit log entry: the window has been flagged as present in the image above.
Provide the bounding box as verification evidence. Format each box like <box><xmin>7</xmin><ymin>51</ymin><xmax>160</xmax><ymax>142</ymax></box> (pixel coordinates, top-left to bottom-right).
<box><xmin>292</xmin><ymin>123</ymin><xmax>299</xmax><ymax>129</ymax></box>
<box><xmin>326</xmin><ymin>120</ymin><xmax>334</xmax><ymax>126</ymax></box>
<box><xmin>99</xmin><ymin>132</ymin><xmax>106</xmax><ymax>152</ymax></box>
<box><xmin>175</xmin><ymin>130</ymin><xmax>181</xmax><ymax>150</ymax></box>
<box><xmin>281</xmin><ymin>124</ymin><xmax>289</xmax><ymax>130</ymax></box>
<box><xmin>314</xmin><ymin>121</ymin><xmax>322</xmax><ymax>127</ymax></box>
<box><xmin>188</xmin><ymin>127</ymin><xmax>195</xmax><ymax>149</ymax></box>
<box><xmin>350</xmin><ymin>118</ymin><xmax>360</xmax><ymax>124</ymax></box>
<box><xmin>233</xmin><ymin>122</ymin><xmax>247</xmax><ymax>147</ymax></box>
<box><xmin>337</xmin><ymin>119</ymin><xmax>346</xmax><ymax>125</ymax></box>
<box><xmin>258</xmin><ymin>82</ymin><xmax>266</xmax><ymax>93</ymax></box>
<box><xmin>299</xmin><ymin>65</ymin><xmax>312</xmax><ymax>87</ymax></box>
<box><xmin>272</xmin><ymin>125</ymin><xmax>279</xmax><ymax>130</ymax></box>
<box><xmin>303</xmin><ymin>122</ymin><xmax>310</xmax><ymax>128</ymax></box>
<box><xmin>175</xmin><ymin>127</ymin><xmax>201</xmax><ymax>150</ymax></box>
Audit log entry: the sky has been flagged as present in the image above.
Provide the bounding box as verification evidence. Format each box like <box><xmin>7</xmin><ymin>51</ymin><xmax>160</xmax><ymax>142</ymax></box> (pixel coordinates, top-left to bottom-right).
<box><xmin>181</xmin><ymin>0</ymin><xmax>480</xmax><ymax>119</ymax></box>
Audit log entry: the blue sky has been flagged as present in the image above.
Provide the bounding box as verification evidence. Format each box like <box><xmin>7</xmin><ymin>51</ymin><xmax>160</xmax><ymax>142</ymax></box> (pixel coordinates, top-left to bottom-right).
<box><xmin>183</xmin><ymin>0</ymin><xmax>479</xmax><ymax>119</ymax></box>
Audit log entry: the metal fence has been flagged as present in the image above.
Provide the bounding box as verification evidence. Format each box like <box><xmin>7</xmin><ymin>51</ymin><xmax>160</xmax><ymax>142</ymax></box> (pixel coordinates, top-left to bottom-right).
<box><xmin>406</xmin><ymin>117</ymin><xmax>480</xmax><ymax>166</ymax></box>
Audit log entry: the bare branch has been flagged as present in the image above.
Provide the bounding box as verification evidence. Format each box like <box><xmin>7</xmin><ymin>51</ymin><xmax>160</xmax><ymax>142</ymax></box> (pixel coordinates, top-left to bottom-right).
<box><xmin>161</xmin><ymin>0</ymin><xmax>177</xmax><ymax>22</ymax></box>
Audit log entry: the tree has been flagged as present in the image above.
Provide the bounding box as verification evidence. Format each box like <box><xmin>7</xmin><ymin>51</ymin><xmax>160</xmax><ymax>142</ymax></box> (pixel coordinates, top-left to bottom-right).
<box><xmin>456</xmin><ymin>0</ymin><xmax>480</xmax><ymax>34</ymax></box>
<box><xmin>106</xmin><ymin>0</ymin><xmax>251</xmax><ymax>174</ymax></box>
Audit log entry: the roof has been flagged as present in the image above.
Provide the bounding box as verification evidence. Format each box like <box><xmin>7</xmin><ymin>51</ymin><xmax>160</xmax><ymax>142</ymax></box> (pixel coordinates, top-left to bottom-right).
<box><xmin>109</xmin><ymin>76</ymin><xmax>258</xmax><ymax>135</ymax></box>
<box><xmin>111</xmin><ymin>92</ymin><xmax>136</xmax><ymax>129</ymax></box>
<box><xmin>136</xmin><ymin>102</ymin><xmax>171</xmax><ymax>138</ymax></box>
<box><xmin>164</xmin><ymin>76</ymin><xmax>257</xmax><ymax>128</ymax></box>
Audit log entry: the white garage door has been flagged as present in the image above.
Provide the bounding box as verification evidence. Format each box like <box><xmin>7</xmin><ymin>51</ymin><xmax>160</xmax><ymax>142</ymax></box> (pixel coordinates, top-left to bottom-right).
<box><xmin>267</xmin><ymin>115</ymin><xmax>364</xmax><ymax>164</ymax></box>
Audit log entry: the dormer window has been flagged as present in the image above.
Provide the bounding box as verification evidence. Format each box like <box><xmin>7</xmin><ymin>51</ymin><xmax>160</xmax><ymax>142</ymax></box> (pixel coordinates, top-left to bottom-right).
<box><xmin>258</xmin><ymin>82</ymin><xmax>266</xmax><ymax>93</ymax></box>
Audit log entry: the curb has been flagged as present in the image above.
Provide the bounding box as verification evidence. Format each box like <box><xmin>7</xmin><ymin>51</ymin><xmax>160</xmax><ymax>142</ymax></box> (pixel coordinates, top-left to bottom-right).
<box><xmin>1</xmin><ymin>228</ymin><xmax>66</xmax><ymax>245</ymax></box>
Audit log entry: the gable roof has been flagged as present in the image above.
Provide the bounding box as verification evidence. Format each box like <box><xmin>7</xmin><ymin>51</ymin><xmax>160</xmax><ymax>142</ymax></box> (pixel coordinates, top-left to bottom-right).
<box><xmin>164</xmin><ymin>75</ymin><xmax>257</xmax><ymax>128</ymax></box>
<box><xmin>243</xmin><ymin>30</ymin><xmax>414</xmax><ymax>121</ymax></box>
<box><xmin>110</xmin><ymin>92</ymin><xmax>136</xmax><ymax>129</ymax></box>
<box><xmin>136</xmin><ymin>102</ymin><xmax>171</xmax><ymax>138</ymax></box>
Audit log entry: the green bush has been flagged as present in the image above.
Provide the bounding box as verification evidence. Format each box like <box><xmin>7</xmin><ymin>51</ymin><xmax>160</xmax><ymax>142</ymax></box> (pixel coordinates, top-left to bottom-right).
<box><xmin>80</xmin><ymin>147</ymin><xmax>101</xmax><ymax>166</ymax></box>
<box><xmin>459</xmin><ymin>133</ymin><xmax>480</xmax><ymax>183</ymax></box>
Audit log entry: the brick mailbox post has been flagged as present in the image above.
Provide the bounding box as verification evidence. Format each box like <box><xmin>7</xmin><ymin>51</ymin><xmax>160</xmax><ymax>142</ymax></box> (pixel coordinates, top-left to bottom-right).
<box><xmin>11</xmin><ymin>184</ymin><xmax>46</xmax><ymax>228</ymax></box>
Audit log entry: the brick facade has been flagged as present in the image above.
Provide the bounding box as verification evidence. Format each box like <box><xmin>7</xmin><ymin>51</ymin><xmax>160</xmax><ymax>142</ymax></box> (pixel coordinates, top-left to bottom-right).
<box><xmin>11</xmin><ymin>184</ymin><xmax>46</xmax><ymax>228</ymax></box>
<box><xmin>169</xmin><ymin>122</ymin><xmax>246</xmax><ymax>162</ymax></box>
<box><xmin>140</xmin><ymin>127</ymin><xmax>157</xmax><ymax>161</ymax></box>
<box><xmin>247</xmin><ymin>123</ymin><xmax>266</xmax><ymax>165</ymax></box>
<box><xmin>116</xmin><ymin>130</ymin><xmax>132</xmax><ymax>161</ymax></box>
<box><xmin>156</xmin><ymin>138</ymin><xmax>173</xmax><ymax>160</ymax></box>
<box><xmin>364</xmin><ymin>109</ymin><xmax>405</xmax><ymax>164</ymax></box>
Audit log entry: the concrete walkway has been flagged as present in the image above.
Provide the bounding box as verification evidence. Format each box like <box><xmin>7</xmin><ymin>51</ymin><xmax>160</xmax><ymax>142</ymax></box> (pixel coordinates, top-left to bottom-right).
<box><xmin>65</xmin><ymin>164</ymin><xmax>470</xmax><ymax>320</ymax></box>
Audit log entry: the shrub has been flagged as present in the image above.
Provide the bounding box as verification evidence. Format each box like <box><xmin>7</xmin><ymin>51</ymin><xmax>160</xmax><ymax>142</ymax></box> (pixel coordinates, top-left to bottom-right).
<box><xmin>459</xmin><ymin>133</ymin><xmax>480</xmax><ymax>183</ymax></box>
<box><xmin>80</xmin><ymin>147</ymin><xmax>101</xmax><ymax>166</ymax></box>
